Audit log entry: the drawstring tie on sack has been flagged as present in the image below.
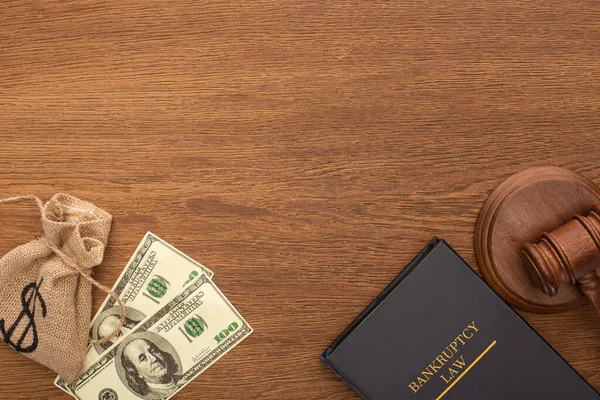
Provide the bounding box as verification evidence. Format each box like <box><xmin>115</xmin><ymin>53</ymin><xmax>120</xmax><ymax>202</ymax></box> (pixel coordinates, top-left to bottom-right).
<box><xmin>0</xmin><ymin>195</ymin><xmax>124</xmax><ymax>345</ymax></box>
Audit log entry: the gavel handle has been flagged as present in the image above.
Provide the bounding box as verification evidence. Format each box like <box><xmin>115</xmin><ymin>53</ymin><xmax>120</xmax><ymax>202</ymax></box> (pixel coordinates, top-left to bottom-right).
<box><xmin>578</xmin><ymin>268</ymin><xmax>600</xmax><ymax>321</ymax></box>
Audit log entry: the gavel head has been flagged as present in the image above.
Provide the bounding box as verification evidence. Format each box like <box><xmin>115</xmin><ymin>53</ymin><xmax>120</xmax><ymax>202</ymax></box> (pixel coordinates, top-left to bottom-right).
<box><xmin>521</xmin><ymin>205</ymin><xmax>600</xmax><ymax>297</ymax></box>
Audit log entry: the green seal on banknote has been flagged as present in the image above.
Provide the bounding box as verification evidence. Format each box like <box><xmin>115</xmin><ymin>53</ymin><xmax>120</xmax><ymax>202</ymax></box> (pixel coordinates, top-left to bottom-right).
<box><xmin>184</xmin><ymin>316</ymin><xmax>206</xmax><ymax>338</ymax></box>
<box><xmin>147</xmin><ymin>276</ymin><xmax>170</xmax><ymax>298</ymax></box>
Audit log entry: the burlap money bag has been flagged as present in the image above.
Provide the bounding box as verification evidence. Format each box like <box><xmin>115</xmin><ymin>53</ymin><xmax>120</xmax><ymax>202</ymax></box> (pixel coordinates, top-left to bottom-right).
<box><xmin>0</xmin><ymin>194</ymin><xmax>121</xmax><ymax>383</ymax></box>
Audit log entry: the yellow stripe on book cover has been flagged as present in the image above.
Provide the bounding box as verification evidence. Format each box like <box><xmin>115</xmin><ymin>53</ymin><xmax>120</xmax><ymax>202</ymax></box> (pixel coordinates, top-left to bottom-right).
<box><xmin>436</xmin><ymin>341</ymin><xmax>497</xmax><ymax>400</ymax></box>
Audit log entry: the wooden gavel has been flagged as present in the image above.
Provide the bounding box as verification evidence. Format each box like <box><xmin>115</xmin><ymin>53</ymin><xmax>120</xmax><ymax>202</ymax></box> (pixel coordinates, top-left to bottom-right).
<box><xmin>522</xmin><ymin>205</ymin><xmax>600</xmax><ymax>320</ymax></box>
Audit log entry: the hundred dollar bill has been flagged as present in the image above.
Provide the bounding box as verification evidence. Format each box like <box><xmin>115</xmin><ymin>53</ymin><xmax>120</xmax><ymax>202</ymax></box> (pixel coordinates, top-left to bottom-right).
<box><xmin>68</xmin><ymin>274</ymin><xmax>252</xmax><ymax>400</ymax></box>
<box><xmin>55</xmin><ymin>232</ymin><xmax>214</xmax><ymax>396</ymax></box>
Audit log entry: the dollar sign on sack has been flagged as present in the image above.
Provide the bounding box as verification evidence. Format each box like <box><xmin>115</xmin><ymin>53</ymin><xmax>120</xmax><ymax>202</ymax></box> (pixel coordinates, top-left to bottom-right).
<box><xmin>0</xmin><ymin>279</ymin><xmax>46</xmax><ymax>353</ymax></box>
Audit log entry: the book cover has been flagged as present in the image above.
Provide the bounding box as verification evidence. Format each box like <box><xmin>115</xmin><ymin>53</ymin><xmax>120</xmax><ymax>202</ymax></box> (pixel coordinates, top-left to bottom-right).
<box><xmin>322</xmin><ymin>238</ymin><xmax>599</xmax><ymax>399</ymax></box>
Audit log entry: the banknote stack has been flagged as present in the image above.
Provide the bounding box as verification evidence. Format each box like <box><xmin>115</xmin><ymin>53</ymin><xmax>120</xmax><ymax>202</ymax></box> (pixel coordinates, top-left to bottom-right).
<box><xmin>54</xmin><ymin>232</ymin><xmax>252</xmax><ymax>400</ymax></box>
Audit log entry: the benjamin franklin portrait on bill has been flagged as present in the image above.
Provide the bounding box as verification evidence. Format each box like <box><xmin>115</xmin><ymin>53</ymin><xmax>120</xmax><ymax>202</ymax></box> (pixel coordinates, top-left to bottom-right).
<box><xmin>116</xmin><ymin>332</ymin><xmax>183</xmax><ymax>400</ymax></box>
<box><xmin>92</xmin><ymin>306</ymin><xmax>145</xmax><ymax>353</ymax></box>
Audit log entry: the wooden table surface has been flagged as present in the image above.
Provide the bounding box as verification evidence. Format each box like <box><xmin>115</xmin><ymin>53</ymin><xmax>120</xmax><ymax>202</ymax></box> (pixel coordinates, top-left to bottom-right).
<box><xmin>1</xmin><ymin>1</ymin><xmax>599</xmax><ymax>399</ymax></box>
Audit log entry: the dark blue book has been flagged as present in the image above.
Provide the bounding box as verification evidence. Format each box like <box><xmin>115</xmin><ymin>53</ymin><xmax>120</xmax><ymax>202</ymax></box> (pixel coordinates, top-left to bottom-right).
<box><xmin>322</xmin><ymin>238</ymin><xmax>599</xmax><ymax>400</ymax></box>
